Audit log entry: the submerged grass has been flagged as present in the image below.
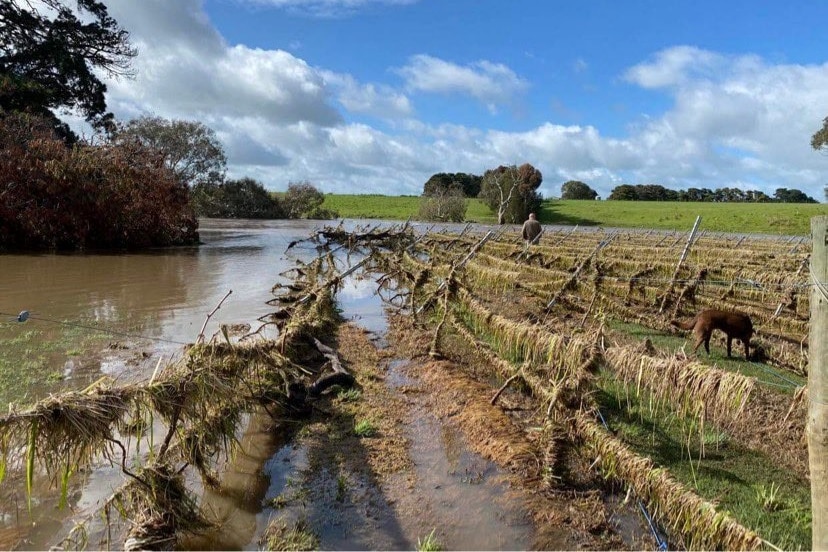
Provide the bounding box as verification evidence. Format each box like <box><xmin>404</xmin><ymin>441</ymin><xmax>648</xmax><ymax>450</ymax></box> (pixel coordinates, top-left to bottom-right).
<box><xmin>0</xmin><ymin>317</ymin><xmax>149</xmax><ymax>407</ymax></box>
<box><xmin>261</xmin><ymin>518</ymin><xmax>318</xmax><ymax>551</ymax></box>
<box><xmin>594</xmin><ymin>379</ymin><xmax>811</xmax><ymax>550</ymax></box>
<box><xmin>417</xmin><ymin>528</ymin><xmax>443</xmax><ymax>552</ymax></box>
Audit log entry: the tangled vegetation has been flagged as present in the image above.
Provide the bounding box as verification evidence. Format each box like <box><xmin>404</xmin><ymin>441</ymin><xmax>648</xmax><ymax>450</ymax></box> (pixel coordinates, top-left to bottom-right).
<box><xmin>0</xmin><ymin>220</ymin><xmax>814</xmax><ymax>550</ymax></box>
<box><xmin>0</xmin><ymin>112</ymin><xmax>199</xmax><ymax>250</ymax></box>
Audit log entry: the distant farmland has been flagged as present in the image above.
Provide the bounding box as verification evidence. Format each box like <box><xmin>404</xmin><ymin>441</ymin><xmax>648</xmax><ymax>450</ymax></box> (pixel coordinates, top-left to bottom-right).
<box><xmin>321</xmin><ymin>195</ymin><xmax>827</xmax><ymax>236</ymax></box>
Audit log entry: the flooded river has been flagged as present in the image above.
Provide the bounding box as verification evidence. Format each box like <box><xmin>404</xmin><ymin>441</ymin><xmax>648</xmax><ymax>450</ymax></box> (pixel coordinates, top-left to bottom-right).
<box><xmin>0</xmin><ymin>218</ymin><xmax>538</xmax><ymax>550</ymax></box>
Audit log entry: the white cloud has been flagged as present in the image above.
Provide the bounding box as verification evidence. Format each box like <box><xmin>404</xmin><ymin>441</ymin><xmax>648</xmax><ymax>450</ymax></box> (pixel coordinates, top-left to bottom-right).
<box><xmin>83</xmin><ymin>4</ymin><xmax>828</xmax><ymax>202</ymax></box>
<box><xmin>321</xmin><ymin>72</ymin><xmax>413</xmax><ymax>119</ymax></box>
<box><xmin>239</xmin><ymin>0</ymin><xmax>418</xmax><ymax>17</ymax></box>
<box><xmin>624</xmin><ymin>46</ymin><xmax>724</xmax><ymax>89</ymax></box>
<box><xmin>619</xmin><ymin>47</ymin><xmax>828</xmax><ymax>198</ymax></box>
<box><xmin>103</xmin><ymin>0</ymin><xmax>342</xmax><ymax>127</ymax></box>
<box><xmin>396</xmin><ymin>54</ymin><xmax>529</xmax><ymax>113</ymax></box>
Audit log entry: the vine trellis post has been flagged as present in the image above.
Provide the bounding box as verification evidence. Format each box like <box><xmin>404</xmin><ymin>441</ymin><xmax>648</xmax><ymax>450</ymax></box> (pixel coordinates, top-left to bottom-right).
<box><xmin>546</xmin><ymin>232</ymin><xmax>616</xmax><ymax>309</ymax></box>
<box><xmin>553</xmin><ymin>224</ymin><xmax>579</xmax><ymax>246</ymax></box>
<box><xmin>659</xmin><ymin>215</ymin><xmax>702</xmax><ymax>314</ymax></box>
<box><xmin>771</xmin><ymin>255</ymin><xmax>809</xmax><ymax>319</ymax></box>
<box><xmin>809</xmin><ymin>215</ymin><xmax>828</xmax><ymax>550</ymax></box>
<box><xmin>416</xmin><ymin>230</ymin><xmax>494</xmax><ymax>315</ymax></box>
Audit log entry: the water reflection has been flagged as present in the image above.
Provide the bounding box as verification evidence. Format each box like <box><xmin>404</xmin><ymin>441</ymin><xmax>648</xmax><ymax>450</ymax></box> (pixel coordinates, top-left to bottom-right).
<box><xmin>0</xmin><ymin>218</ymin><xmax>337</xmax><ymax>550</ymax></box>
<box><xmin>0</xmin><ymin>220</ymin><xmax>329</xmax><ymax>391</ymax></box>
<box><xmin>0</xmin><ymin>217</ymin><xmax>446</xmax><ymax>550</ymax></box>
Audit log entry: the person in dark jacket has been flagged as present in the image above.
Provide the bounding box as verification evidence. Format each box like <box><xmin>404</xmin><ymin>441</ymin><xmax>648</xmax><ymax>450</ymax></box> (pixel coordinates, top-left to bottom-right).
<box><xmin>521</xmin><ymin>212</ymin><xmax>542</xmax><ymax>245</ymax></box>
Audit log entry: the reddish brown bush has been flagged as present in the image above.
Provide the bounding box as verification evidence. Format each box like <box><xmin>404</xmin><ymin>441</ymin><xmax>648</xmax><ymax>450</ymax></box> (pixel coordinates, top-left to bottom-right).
<box><xmin>0</xmin><ymin>112</ymin><xmax>198</xmax><ymax>250</ymax></box>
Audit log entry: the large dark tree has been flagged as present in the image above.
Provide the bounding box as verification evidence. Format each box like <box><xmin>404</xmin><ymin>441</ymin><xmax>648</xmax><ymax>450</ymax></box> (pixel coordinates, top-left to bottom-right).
<box><xmin>423</xmin><ymin>172</ymin><xmax>482</xmax><ymax>198</ymax></box>
<box><xmin>607</xmin><ymin>184</ymin><xmax>638</xmax><ymax>200</ymax></box>
<box><xmin>0</xmin><ymin>0</ymin><xmax>136</xmax><ymax>139</ymax></box>
<box><xmin>0</xmin><ymin>111</ymin><xmax>198</xmax><ymax>250</ymax></box>
<box><xmin>191</xmin><ymin>178</ymin><xmax>283</xmax><ymax>219</ymax></box>
<box><xmin>560</xmin><ymin>180</ymin><xmax>598</xmax><ymax>200</ymax></box>
<box><xmin>773</xmin><ymin>188</ymin><xmax>817</xmax><ymax>204</ymax></box>
<box><xmin>479</xmin><ymin>163</ymin><xmax>543</xmax><ymax>224</ymax></box>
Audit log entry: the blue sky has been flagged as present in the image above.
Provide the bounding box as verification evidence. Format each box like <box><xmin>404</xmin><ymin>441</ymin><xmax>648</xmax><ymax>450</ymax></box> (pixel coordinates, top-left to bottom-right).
<box><xmin>89</xmin><ymin>0</ymin><xmax>828</xmax><ymax>200</ymax></box>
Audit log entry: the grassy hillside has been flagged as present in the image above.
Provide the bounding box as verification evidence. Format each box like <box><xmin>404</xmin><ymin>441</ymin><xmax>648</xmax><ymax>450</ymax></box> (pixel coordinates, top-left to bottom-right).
<box><xmin>322</xmin><ymin>195</ymin><xmax>826</xmax><ymax>235</ymax></box>
<box><xmin>321</xmin><ymin>195</ymin><xmax>497</xmax><ymax>224</ymax></box>
<box><xmin>539</xmin><ymin>200</ymin><xmax>826</xmax><ymax>236</ymax></box>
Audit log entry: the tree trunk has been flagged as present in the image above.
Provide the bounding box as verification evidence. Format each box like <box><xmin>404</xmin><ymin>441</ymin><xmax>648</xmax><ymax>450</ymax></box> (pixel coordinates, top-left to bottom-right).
<box><xmin>809</xmin><ymin>215</ymin><xmax>828</xmax><ymax>551</ymax></box>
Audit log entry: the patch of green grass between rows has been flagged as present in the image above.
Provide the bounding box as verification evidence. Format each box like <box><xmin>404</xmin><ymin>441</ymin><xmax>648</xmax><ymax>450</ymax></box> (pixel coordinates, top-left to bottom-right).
<box><xmin>594</xmin><ymin>378</ymin><xmax>811</xmax><ymax>551</ymax></box>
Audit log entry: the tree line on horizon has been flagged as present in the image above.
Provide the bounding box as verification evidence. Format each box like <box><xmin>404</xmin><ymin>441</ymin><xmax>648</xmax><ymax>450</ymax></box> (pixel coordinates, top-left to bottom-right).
<box><xmin>417</xmin><ymin>175</ymin><xmax>819</xmax><ymax>225</ymax></box>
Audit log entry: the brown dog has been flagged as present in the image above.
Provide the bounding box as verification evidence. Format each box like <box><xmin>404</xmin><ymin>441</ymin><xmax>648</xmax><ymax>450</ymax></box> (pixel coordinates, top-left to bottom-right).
<box><xmin>670</xmin><ymin>309</ymin><xmax>753</xmax><ymax>359</ymax></box>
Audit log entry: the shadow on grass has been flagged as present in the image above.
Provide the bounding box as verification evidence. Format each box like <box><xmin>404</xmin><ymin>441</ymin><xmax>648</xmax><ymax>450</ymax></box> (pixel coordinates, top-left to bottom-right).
<box><xmin>538</xmin><ymin>202</ymin><xmax>600</xmax><ymax>226</ymax></box>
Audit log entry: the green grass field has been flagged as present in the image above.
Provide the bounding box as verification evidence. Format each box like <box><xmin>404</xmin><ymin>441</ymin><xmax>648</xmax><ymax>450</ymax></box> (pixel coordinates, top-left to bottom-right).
<box><xmin>322</xmin><ymin>195</ymin><xmax>826</xmax><ymax>235</ymax></box>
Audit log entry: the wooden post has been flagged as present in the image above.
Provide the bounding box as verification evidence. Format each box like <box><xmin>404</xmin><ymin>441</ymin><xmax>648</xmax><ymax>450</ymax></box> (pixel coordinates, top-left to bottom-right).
<box><xmin>771</xmin><ymin>255</ymin><xmax>809</xmax><ymax>320</ymax></box>
<box><xmin>416</xmin><ymin>231</ymin><xmax>494</xmax><ymax>314</ymax></box>
<box><xmin>659</xmin><ymin>216</ymin><xmax>702</xmax><ymax>313</ymax></box>
<box><xmin>553</xmin><ymin>224</ymin><xmax>579</xmax><ymax>246</ymax></box>
<box><xmin>809</xmin><ymin>215</ymin><xmax>828</xmax><ymax>551</ymax></box>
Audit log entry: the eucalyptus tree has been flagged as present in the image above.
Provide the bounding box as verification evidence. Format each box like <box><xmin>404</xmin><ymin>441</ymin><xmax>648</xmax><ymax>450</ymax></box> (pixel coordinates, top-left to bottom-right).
<box><xmin>114</xmin><ymin>116</ymin><xmax>227</xmax><ymax>188</ymax></box>
<box><xmin>561</xmin><ymin>180</ymin><xmax>598</xmax><ymax>200</ymax></box>
<box><xmin>419</xmin><ymin>183</ymin><xmax>467</xmax><ymax>222</ymax></box>
<box><xmin>479</xmin><ymin>163</ymin><xmax>543</xmax><ymax>224</ymax></box>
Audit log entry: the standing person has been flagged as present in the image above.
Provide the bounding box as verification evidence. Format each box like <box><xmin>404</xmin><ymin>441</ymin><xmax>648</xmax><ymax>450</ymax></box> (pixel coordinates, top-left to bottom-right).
<box><xmin>522</xmin><ymin>212</ymin><xmax>542</xmax><ymax>245</ymax></box>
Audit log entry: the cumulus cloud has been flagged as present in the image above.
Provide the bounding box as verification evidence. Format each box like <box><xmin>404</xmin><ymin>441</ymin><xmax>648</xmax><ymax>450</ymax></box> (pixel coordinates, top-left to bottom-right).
<box><xmin>396</xmin><ymin>54</ymin><xmax>529</xmax><ymax>113</ymax></box>
<box><xmin>83</xmin><ymin>3</ymin><xmax>828</xmax><ymax>201</ymax></box>
<box><xmin>104</xmin><ymin>0</ymin><xmax>341</xmax><ymax>126</ymax></box>
<box><xmin>620</xmin><ymin>46</ymin><xmax>828</xmax><ymax>198</ymax></box>
<box><xmin>624</xmin><ymin>46</ymin><xmax>725</xmax><ymax>89</ymax></box>
<box><xmin>321</xmin><ymin>72</ymin><xmax>413</xmax><ymax>119</ymax></box>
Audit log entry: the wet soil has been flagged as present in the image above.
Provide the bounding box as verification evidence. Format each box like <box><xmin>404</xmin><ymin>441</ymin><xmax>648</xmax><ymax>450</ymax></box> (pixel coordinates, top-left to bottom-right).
<box><xmin>244</xmin><ymin>321</ymin><xmax>656</xmax><ymax>550</ymax></box>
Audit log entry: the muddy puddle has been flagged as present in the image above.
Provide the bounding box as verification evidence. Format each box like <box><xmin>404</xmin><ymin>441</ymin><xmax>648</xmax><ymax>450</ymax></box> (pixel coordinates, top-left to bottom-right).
<box><xmin>186</xmin><ymin>280</ymin><xmax>536</xmax><ymax>550</ymax></box>
<box><xmin>238</xmin><ymin>357</ymin><xmax>534</xmax><ymax>551</ymax></box>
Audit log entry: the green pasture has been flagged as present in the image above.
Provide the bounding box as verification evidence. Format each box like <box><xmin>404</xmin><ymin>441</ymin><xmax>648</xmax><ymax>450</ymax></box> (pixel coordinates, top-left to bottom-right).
<box><xmin>454</xmin><ymin>307</ymin><xmax>810</xmax><ymax>549</ymax></box>
<box><xmin>597</xmin><ymin>320</ymin><xmax>810</xmax><ymax>548</ymax></box>
<box><xmin>608</xmin><ymin>321</ymin><xmax>807</xmax><ymax>394</ymax></box>
<box><xmin>321</xmin><ymin>194</ymin><xmax>423</xmax><ymax>221</ymax></box>
<box><xmin>596</xmin><ymin>378</ymin><xmax>811</xmax><ymax>551</ymax></box>
<box><xmin>539</xmin><ymin>200</ymin><xmax>826</xmax><ymax>236</ymax></box>
<box><xmin>322</xmin><ymin>195</ymin><xmax>826</xmax><ymax>235</ymax></box>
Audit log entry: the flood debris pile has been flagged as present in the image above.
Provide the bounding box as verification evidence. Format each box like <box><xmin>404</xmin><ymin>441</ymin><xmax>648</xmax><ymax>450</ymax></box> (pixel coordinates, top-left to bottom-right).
<box><xmin>0</xmin><ymin>228</ymin><xmax>379</xmax><ymax>550</ymax></box>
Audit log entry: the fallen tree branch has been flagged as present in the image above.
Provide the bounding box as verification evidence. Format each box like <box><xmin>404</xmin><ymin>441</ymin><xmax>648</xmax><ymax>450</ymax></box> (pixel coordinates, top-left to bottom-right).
<box><xmin>491</xmin><ymin>374</ymin><xmax>521</xmax><ymax>405</ymax></box>
<box><xmin>197</xmin><ymin>290</ymin><xmax>233</xmax><ymax>343</ymax></box>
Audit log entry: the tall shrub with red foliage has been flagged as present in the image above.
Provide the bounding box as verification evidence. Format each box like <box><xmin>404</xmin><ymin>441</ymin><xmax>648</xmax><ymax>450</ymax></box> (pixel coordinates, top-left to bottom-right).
<box><xmin>0</xmin><ymin>112</ymin><xmax>199</xmax><ymax>250</ymax></box>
